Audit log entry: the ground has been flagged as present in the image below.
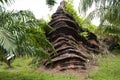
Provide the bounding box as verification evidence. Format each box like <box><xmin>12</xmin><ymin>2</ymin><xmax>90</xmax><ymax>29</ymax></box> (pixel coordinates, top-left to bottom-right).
<box><xmin>0</xmin><ymin>50</ymin><xmax>120</xmax><ymax>80</ymax></box>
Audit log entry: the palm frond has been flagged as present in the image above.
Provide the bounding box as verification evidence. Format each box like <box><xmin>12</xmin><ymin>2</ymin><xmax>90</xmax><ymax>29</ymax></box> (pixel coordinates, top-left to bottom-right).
<box><xmin>80</xmin><ymin>0</ymin><xmax>120</xmax><ymax>39</ymax></box>
<box><xmin>0</xmin><ymin>0</ymin><xmax>14</xmax><ymax>5</ymax></box>
<box><xmin>46</xmin><ymin>0</ymin><xmax>56</xmax><ymax>6</ymax></box>
<box><xmin>0</xmin><ymin>8</ymin><xmax>55</xmax><ymax>61</ymax></box>
<box><xmin>0</xmin><ymin>27</ymin><xmax>16</xmax><ymax>54</ymax></box>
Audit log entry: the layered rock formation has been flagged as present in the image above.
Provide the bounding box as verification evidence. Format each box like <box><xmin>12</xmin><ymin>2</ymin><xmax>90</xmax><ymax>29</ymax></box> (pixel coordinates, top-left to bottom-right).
<box><xmin>44</xmin><ymin>1</ymin><xmax>99</xmax><ymax>71</ymax></box>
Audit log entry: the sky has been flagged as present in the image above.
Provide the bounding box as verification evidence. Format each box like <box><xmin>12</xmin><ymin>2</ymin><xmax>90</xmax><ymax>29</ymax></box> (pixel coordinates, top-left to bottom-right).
<box><xmin>4</xmin><ymin>0</ymin><xmax>99</xmax><ymax>25</ymax></box>
<box><xmin>5</xmin><ymin>0</ymin><xmax>69</xmax><ymax>20</ymax></box>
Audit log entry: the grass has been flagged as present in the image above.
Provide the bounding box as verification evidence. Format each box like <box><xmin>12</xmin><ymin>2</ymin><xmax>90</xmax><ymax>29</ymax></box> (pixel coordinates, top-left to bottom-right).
<box><xmin>0</xmin><ymin>57</ymin><xmax>80</xmax><ymax>80</ymax></box>
<box><xmin>85</xmin><ymin>50</ymin><xmax>120</xmax><ymax>80</ymax></box>
<box><xmin>0</xmin><ymin>50</ymin><xmax>120</xmax><ymax>80</ymax></box>
<box><xmin>0</xmin><ymin>71</ymin><xmax>80</xmax><ymax>80</ymax></box>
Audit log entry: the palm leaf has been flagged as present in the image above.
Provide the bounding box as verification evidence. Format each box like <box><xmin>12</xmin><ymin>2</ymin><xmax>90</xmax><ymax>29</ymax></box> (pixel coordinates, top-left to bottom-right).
<box><xmin>0</xmin><ymin>0</ymin><xmax>14</xmax><ymax>5</ymax></box>
<box><xmin>46</xmin><ymin>0</ymin><xmax>56</xmax><ymax>6</ymax></box>
<box><xmin>0</xmin><ymin>27</ymin><xmax>16</xmax><ymax>54</ymax></box>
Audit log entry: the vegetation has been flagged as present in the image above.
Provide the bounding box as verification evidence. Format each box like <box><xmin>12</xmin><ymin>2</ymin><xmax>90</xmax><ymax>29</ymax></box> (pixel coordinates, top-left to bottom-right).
<box><xmin>45</xmin><ymin>0</ymin><xmax>120</xmax><ymax>42</ymax></box>
<box><xmin>0</xmin><ymin>57</ymin><xmax>80</xmax><ymax>80</ymax></box>
<box><xmin>0</xmin><ymin>0</ymin><xmax>120</xmax><ymax>80</ymax></box>
<box><xmin>85</xmin><ymin>50</ymin><xmax>120</xmax><ymax>80</ymax></box>
<box><xmin>1</xmin><ymin>51</ymin><xmax>120</xmax><ymax>80</ymax></box>
<box><xmin>46</xmin><ymin>0</ymin><xmax>56</xmax><ymax>8</ymax></box>
<box><xmin>79</xmin><ymin>0</ymin><xmax>120</xmax><ymax>44</ymax></box>
<box><xmin>0</xmin><ymin>0</ymin><xmax>13</xmax><ymax>4</ymax></box>
<box><xmin>0</xmin><ymin>4</ymin><xmax>55</xmax><ymax>67</ymax></box>
<box><xmin>64</xmin><ymin>0</ymin><xmax>97</xmax><ymax>33</ymax></box>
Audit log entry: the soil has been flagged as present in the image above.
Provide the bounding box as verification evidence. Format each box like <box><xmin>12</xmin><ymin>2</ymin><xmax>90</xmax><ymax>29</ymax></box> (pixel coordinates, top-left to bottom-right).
<box><xmin>37</xmin><ymin>64</ymin><xmax>99</xmax><ymax>79</ymax></box>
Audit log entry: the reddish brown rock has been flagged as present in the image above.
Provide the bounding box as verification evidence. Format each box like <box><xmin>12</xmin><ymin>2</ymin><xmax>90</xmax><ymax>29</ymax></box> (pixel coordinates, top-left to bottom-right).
<box><xmin>44</xmin><ymin>1</ymin><xmax>99</xmax><ymax>71</ymax></box>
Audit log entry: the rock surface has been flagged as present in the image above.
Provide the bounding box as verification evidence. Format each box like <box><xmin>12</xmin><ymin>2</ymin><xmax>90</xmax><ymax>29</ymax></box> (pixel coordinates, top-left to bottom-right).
<box><xmin>44</xmin><ymin>1</ymin><xmax>99</xmax><ymax>71</ymax></box>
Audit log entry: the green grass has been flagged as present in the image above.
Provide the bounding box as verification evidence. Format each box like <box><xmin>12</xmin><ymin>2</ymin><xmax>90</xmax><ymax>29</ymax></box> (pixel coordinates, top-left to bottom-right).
<box><xmin>85</xmin><ymin>51</ymin><xmax>120</xmax><ymax>80</ymax></box>
<box><xmin>0</xmin><ymin>71</ymin><xmax>80</xmax><ymax>80</ymax></box>
<box><xmin>0</xmin><ymin>57</ymin><xmax>80</xmax><ymax>80</ymax></box>
<box><xmin>1</xmin><ymin>50</ymin><xmax>120</xmax><ymax>80</ymax></box>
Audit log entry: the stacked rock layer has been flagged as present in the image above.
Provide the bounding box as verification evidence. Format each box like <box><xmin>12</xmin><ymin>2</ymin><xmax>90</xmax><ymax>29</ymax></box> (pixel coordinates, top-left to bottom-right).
<box><xmin>44</xmin><ymin>1</ymin><xmax>99</xmax><ymax>71</ymax></box>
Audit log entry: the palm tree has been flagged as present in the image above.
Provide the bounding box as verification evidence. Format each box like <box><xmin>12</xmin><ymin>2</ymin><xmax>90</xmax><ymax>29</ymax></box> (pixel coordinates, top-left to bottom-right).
<box><xmin>79</xmin><ymin>0</ymin><xmax>120</xmax><ymax>45</ymax></box>
<box><xmin>0</xmin><ymin>5</ymin><xmax>55</xmax><ymax>67</ymax></box>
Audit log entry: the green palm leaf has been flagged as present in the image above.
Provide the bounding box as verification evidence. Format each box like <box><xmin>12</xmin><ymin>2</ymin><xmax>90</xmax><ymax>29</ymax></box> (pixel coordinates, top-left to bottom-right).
<box><xmin>79</xmin><ymin>0</ymin><xmax>120</xmax><ymax>44</ymax></box>
<box><xmin>0</xmin><ymin>5</ymin><xmax>56</xmax><ymax>66</ymax></box>
<box><xmin>0</xmin><ymin>28</ymin><xmax>16</xmax><ymax>54</ymax></box>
